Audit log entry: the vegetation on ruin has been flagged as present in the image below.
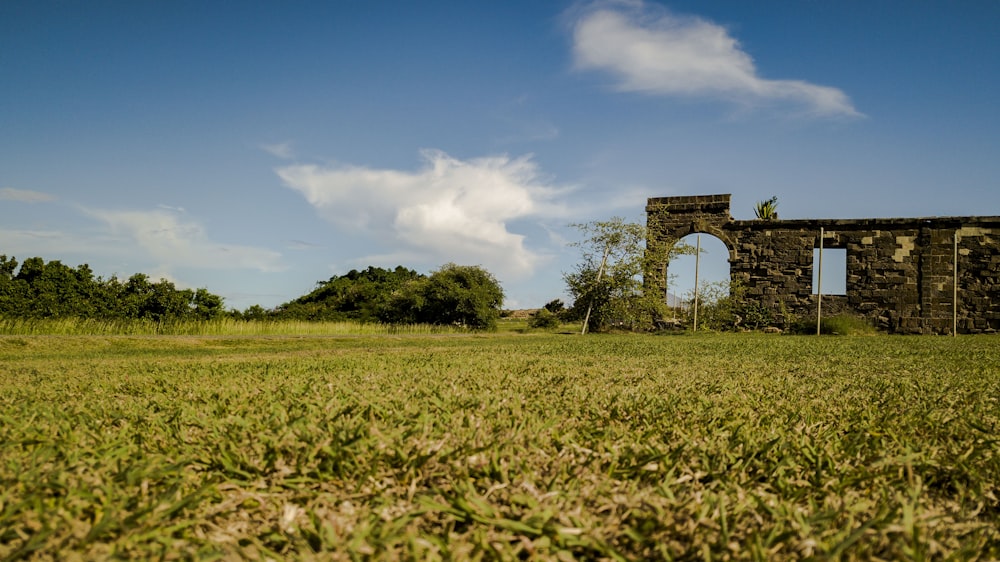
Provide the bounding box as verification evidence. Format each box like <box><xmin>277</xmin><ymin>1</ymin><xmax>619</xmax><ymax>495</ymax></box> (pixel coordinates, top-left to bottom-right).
<box><xmin>754</xmin><ymin>196</ymin><xmax>779</xmax><ymax>220</ymax></box>
<box><xmin>2</xmin><ymin>332</ymin><xmax>997</xmax><ymax>560</ymax></box>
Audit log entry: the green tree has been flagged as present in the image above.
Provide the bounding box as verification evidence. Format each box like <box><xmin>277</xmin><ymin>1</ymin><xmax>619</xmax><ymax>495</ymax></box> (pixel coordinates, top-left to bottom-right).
<box><xmin>379</xmin><ymin>278</ymin><xmax>428</xmax><ymax>325</ymax></box>
<box><xmin>421</xmin><ymin>264</ymin><xmax>505</xmax><ymax>330</ymax></box>
<box><xmin>274</xmin><ymin>266</ymin><xmax>423</xmax><ymax>321</ymax></box>
<box><xmin>0</xmin><ymin>255</ymin><xmax>28</xmax><ymax>317</ymax></box>
<box><xmin>191</xmin><ymin>288</ymin><xmax>225</xmax><ymax>320</ymax></box>
<box><xmin>565</xmin><ymin>217</ymin><xmax>694</xmax><ymax>333</ymax></box>
<box><xmin>236</xmin><ymin>304</ymin><xmax>270</xmax><ymax>321</ymax></box>
<box><xmin>379</xmin><ymin>264</ymin><xmax>505</xmax><ymax>330</ymax></box>
<box><xmin>0</xmin><ymin>255</ymin><xmax>17</xmax><ymax>279</ymax></box>
<box><xmin>8</xmin><ymin>258</ymin><xmax>93</xmax><ymax>318</ymax></box>
<box><xmin>543</xmin><ymin>299</ymin><xmax>565</xmax><ymax>314</ymax></box>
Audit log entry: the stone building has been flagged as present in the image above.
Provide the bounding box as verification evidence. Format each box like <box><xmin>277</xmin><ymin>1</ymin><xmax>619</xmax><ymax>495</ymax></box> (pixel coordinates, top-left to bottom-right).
<box><xmin>646</xmin><ymin>194</ymin><xmax>1000</xmax><ymax>334</ymax></box>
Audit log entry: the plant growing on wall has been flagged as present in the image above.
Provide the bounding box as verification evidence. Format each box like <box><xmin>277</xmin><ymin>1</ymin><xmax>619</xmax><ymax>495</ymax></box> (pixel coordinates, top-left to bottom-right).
<box><xmin>754</xmin><ymin>196</ymin><xmax>779</xmax><ymax>220</ymax></box>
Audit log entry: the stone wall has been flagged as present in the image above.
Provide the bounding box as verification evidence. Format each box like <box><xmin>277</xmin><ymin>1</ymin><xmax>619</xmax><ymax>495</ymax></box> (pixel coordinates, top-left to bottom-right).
<box><xmin>646</xmin><ymin>194</ymin><xmax>1000</xmax><ymax>334</ymax></box>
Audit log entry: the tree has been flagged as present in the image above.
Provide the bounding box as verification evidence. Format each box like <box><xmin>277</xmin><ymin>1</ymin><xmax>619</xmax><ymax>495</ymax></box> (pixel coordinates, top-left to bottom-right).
<box><xmin>237</xmin><ymin>304</ymin><xmax>270</xmax><ymax>321</ymax></box>
<box><xmin>273</xmin><ymin>266</ymin><xmax>423</xmax><ymax>321</ymax></box>
<box><xmin>564</xmin><ymin>217</ymin><xmax>693</xmax><ymax>333</ymax></box>
<box><xmin>543</xmin><ymin>299</ymin><xmax>565</xmax><ymax>314</ymax></box>
<box><xmin>0</xmin><ymin>255</ymin><xmax>17</xmax><ymax>279</ymax></box>
<box><xmin>422</xmin><ymin>264</ymin><xmax>505</xmax><ymax>330</ymax></box>
<box><xmin>191</xmin><ymin>288</ymin><xmax>225</xmax><ymax>320</ymax></box>
<box><xmin>378</xmin><ymin>278</ymin><xmax>427</xmax><ymax>325</ymax></box>
<box><xmin>379</xmin><ymin>264</ymin><xmax>505</xmax><ymax>330</ymax></box>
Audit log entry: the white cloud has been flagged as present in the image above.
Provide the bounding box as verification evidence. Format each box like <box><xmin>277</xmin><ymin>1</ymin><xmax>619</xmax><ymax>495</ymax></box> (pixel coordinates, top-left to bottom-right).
<box><xmin>277</xmin><ymin>150</ymin><xmax>572</xmax><ymax>279</ymax></box>
<box><xmin>82</xmin><ymin>207</ymin><xmax>285</xmax><ymax>272</ymax></box>
<box><xmin>261</xmin><ymin>141</ymin><xmax>295</xmax><ymax>159</ymax></box>
<box><xmin>0</xmin><ymin>228</ymin><xmax>104</xmax><ymax>257</ymax></box>
<box><xmin>571</xmin><ymin>1</ymin><xmax>861</xmax><ymax>117</ymax></box>
<box><xmin>0</xmin><ymin>187</ymin><xmax>56</xmax><ymax>203</ymax></box>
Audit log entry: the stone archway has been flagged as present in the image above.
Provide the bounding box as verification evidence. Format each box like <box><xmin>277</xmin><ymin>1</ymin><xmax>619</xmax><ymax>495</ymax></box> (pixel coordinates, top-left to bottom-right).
<box><xmin>669</xmin><ymin>232</ymin><xmax>732</xmax><ymax>307</ymax></box>
<box><xmin>645</xmin><ymin>194</ymin><xmax>737</xmax><ymax>300</ymax></box>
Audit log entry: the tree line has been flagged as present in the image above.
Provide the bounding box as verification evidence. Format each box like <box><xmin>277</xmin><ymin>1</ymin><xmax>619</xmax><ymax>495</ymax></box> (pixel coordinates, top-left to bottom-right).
<box><xmin>1</xmin><ymin>255</ymin><xmax>505</xmax><ymax>330</ymax></box>
<box><xmin>0</xmin><ymin>255</ymin><xmax>225</xmax><ymax>321</ymax></box>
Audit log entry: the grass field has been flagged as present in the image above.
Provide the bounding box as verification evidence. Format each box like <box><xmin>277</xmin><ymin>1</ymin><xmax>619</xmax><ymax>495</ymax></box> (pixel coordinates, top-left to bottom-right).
<box><xmin>1</xmin><ymin>332</ymin><xmax>998</xmax><ymax>560</ymax></box>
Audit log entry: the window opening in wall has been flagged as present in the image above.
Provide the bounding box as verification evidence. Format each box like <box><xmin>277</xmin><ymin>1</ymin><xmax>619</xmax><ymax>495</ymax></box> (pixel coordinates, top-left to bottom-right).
<box><xmin>813</xmin><ymin>247</ymin><xmax>847</xmax><ymax>295</ymax></box>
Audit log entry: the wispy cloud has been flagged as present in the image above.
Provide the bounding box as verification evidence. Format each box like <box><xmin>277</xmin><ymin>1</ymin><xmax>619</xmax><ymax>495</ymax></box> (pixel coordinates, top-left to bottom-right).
<box><xmin>0</xmin><ymin>187</ymin><xmax>57</xmax><ymax>203</ymax></box>
<box><xmin>82</xmin><ymin>207</ymin><xmax>285</xmax><ymax>272</ymax></box>
<box><xmin>277</xmin><ymin>150</ymin><xmax>572</xmax><ymax>279</ymax></box>
<box><xmin>571</xmin><ymin>1</ymin><xmax>861</xmax><ymax>117</ymax></box>
<box><xmin>0</xmin><ymin>227</ymin><xmax>115</xmax><ymax>258</ymax></box>
<box><xmin>286</xmin><ymin>239</ymin><xmax>323</xmax><ymax>250</ymax></box>
<box><xmin>261</xmin><ymin>141</ymin><xmax>295</xmax><ymax>160</ymax></box>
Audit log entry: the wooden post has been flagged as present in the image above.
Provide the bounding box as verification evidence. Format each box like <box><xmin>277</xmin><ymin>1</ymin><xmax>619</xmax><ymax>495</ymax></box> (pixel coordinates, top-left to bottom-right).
<box><xmin>693</xmin><ymin>234</ymin><xmax>701</xmax><ymax>332</ymax></box>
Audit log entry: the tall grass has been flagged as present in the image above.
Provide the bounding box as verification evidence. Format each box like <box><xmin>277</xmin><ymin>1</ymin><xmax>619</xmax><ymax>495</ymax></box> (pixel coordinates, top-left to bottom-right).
<box><xmin>0</xmin><ymin>317</ymin><xmax>459</xmax><ymax>336</ymax></box>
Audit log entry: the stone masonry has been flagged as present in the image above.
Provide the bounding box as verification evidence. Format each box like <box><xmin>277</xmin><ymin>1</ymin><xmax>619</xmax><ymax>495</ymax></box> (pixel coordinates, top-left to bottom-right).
<box><xmin>646</xmin><ymin>194</ymin><xmax>1000</xmax><ymax>334</ymax></box>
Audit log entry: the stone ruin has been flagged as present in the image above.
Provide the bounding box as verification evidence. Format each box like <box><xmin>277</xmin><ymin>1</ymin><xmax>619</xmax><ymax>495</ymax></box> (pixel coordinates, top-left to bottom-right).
<box><xmin>646</xmin><ymin>194</ymin><xmax>1000</xmax><ymax>334</ymax></box>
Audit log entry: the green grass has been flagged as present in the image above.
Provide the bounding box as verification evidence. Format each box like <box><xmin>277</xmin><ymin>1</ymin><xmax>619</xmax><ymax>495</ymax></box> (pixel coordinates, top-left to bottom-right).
<box><xmin>0</xmin><ymin>317</ymin><xmax>461</xmax><ymax>336</ymax></box>
<box><xmin>1</xmin><ymin>333</ymin><xmax>998</xmax><ymax>559</ymax></box>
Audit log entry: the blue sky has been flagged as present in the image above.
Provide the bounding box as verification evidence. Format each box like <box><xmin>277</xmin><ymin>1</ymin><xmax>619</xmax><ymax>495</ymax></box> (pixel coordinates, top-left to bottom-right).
<box><xmin>2</xmin><ymin>1</ymin><xmax>998</xmax><ymax>310</ymax></box>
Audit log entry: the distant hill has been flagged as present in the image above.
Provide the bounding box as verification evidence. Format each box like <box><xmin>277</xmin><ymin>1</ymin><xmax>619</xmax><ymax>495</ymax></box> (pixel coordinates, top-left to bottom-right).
<box><xmin>503</xmin><ymin>309</ymin><xmax>540</xmax><ymax>319</ymax></box>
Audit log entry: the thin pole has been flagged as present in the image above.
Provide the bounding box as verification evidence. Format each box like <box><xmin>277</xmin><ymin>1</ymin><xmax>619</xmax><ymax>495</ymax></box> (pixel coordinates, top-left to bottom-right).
<box><xmin>816</xmin><ymin>227</ymin><xmax>824</xmax><ymax>336</ymax></box>
<box><xmin>954</xmin><ymin>230</ymin><xmax>959</xmax><ymax>337</ymax></box>
<box><xmin>693</xmin><ymin>234</ymin><xmax>701</xmax><ymax>331</ymax></box>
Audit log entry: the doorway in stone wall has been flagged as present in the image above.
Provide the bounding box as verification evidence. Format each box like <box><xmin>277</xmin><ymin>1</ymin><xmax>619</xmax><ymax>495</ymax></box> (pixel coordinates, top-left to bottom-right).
<box><xmin>667</xmin><ymin>233</ymin><xmax>731</xmax><ymax>325</ymax></box>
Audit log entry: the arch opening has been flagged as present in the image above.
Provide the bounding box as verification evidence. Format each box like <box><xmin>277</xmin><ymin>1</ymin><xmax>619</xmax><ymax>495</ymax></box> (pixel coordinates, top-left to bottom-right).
<box><xmin>667</xmin><ymin>233</ymin><xmax>732</xmax><ymax>310</ymax></box>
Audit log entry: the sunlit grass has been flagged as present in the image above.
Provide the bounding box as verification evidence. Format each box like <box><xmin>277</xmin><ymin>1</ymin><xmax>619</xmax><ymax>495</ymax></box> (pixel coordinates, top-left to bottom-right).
<box><xmin>1</xmin><ymin>333</ymin><xmax>998</xmax><ymax>559</ymax></box>
<box><xmin>0</xmin><ymin>317</ymin><xmax>459</xmax><ymax>336</ymax></box>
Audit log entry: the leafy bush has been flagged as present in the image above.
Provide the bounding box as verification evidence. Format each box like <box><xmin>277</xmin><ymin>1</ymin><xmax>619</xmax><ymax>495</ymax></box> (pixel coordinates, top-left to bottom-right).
<box><xmin>679</xmin><ymin>279</ymin><xmax>742</xmax><ymax>331</ymax></box>
<box><xmin>527</xmin><ymin>309</ymin><xmax>561</xmax><ymax>330</ymax></box>
<box><xmin>738</xmin><ymin>300</ymin><xmax>774</xmax><ymax>330</ymax></box>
